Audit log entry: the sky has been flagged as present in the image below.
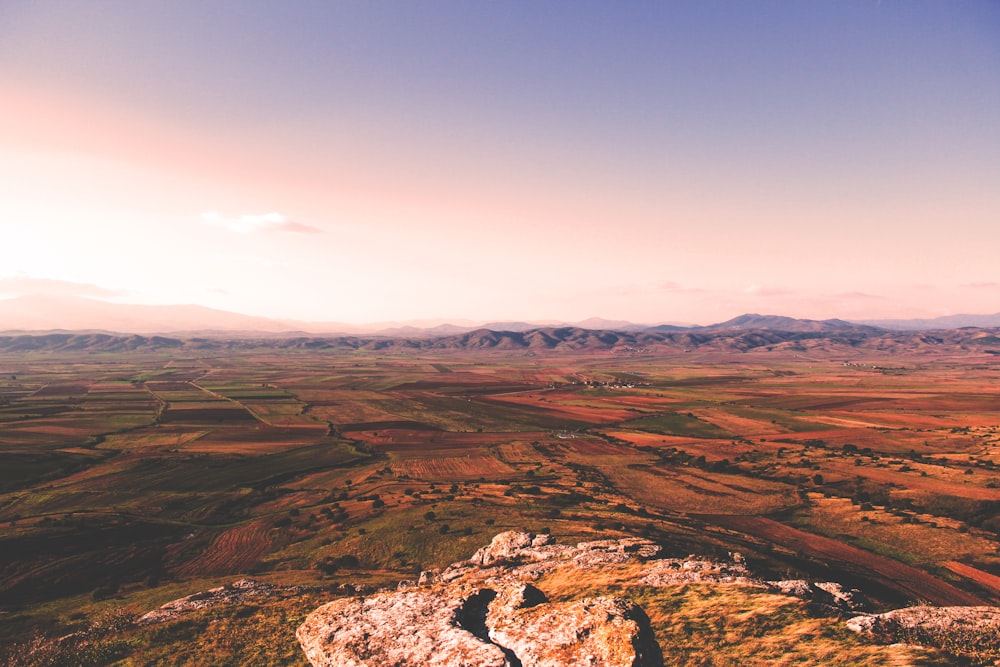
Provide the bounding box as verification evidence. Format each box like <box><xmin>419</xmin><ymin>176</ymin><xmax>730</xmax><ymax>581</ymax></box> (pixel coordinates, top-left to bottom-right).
<box><xmin>0</xmin><ymin>1</ymin><xmax>998</xmax><ymax>326</ymax></box>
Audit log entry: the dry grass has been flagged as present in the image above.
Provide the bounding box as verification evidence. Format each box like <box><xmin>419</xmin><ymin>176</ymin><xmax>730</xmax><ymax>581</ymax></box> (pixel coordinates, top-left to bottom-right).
<box><xmin>536</xmin><ymin>566</ymin><xmax>953</xmax><ymax>666</ymax></box>
<box><xmin>390</xmin><ymin>454</ymin><xmax>515</xmax><ymax>480</ymax></box>
<box><xmin>801</xmin><ymin>496</ymin><xmax>997</xmax><ymax>564</ymax></box>
<box><xmin>605</xmin><ymin>465</ymin><xmax>798</xmax><ymax>515</ymax></box>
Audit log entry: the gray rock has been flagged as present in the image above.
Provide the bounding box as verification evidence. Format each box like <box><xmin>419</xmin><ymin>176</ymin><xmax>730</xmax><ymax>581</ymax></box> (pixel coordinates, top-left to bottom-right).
<box><xmin>296</xmin><ymin>531</ymin><xmax>879</xmax><ymax>667</ymax></box>
<box><xmin>470</xmin><ymin>531</ymin><xmax>549</xmax><ymax>566</ymax></box>
<box><xmin>296</xmin><ymin>591</ymin><xmax>508</xmax><ymax>667</ymax></box>
<box><xmin>847</xmin><ymin>605</ymin><xmax>1000</xmax><ymax>648</ymax></box>
<box><xmin>138</xmin><ymin>578</ymin><xmax>305</xmax><ymax>626</ymax></box>
<box><xmin>768</xmin><ymin>580</ymin><xmax>869</xmax><ymax>612</ymax></box>
<box><xmin>487</xmin><ymin>594</ymin><xmax>663</xmax><ymax>667</ymax></box>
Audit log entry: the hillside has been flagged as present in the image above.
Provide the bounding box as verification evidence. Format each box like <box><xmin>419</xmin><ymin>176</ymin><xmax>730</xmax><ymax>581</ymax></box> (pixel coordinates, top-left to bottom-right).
<box><xmin>1</xmin><ymin>322</ymin><xmax>998</xmax><ymax>356</ymax></box>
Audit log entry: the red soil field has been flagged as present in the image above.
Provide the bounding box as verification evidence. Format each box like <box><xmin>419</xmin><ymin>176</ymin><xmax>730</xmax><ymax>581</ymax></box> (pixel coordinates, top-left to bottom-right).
<box><xmin>173</xmin><ymin>519</ymin><xmax>272</xmax><ymax>577</ymax></box>
<box><xmin>339</xmin><ymin>420</ymin><xmax>443</xmax><ymax>433</ymax></box>
<box><xmin>353</xmin><ymin>429</ymin><xmax>549</xmax><ymax>451</ymax></box>
<box><xmin>390</xmin><ymin>454</ymin><xmax>514</xmax><ymax>480</ymax></box>
<box><xmin>769</xmin><ymin>427</ymin><xmax>977</xmax><ymax>454</ymax></box>
<box><xmin>943</xmin><ymin>561</ymin><xmax>1000</xmax><ymax>600</ymax></box>
<box><xmin>159</xmin><ymin>407</ymin><xmax>259</xmax><ymax>424</ymax></box>
<box><xmin>551</xmin><ymin>437</ymin><xmax>638</xmax><ymax>457</ymax></box>
<box><xmin>704</xmin><ymin>514</ymin><xmax>985</xmax><ymax>606</ymax></box>
<box><xmin>31</xmin><ymin>384</ymin><xmax>89</xmax><ymax>397</ymax></box>
<box><xmin>603</xmin><ymin>430</ymin><xmax>755</xmax><ymax>461</ymax></box>
<box><xmin>479</xmin><ymin>394</ymin><xmax>639</xmax><ymax>423</ymax></box>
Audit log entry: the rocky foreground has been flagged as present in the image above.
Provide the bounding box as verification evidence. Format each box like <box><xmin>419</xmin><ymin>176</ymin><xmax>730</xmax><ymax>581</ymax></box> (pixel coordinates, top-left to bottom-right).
<box><xmin>295</xmin><ymin>531</ymin><xmax>871</xmax><ymax>667</ymax></box>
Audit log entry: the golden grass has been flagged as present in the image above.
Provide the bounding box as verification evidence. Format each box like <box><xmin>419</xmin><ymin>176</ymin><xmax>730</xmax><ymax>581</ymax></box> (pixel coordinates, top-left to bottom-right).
<box><xmin>800</xmin><ymin>496</ymin><xmax>997</xmax><ymax>564</ymax></box>
<box><xmin>535</xmin><ymin>567</ymin><xmax>953</xmax><ymax>666</ymax></box>
<box><xmin>605</xmin><ymin>465</ymin><xmax>798</xmax><ymax>515</ymax></box>
<box><xmin>390</xmin><ymin>454</ymin><xmax>514</xmax><ymax>481</ymax></box>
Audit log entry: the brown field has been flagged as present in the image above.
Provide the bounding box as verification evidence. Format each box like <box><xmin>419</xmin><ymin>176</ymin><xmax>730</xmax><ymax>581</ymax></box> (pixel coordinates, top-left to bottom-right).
<box><xmin>944</xmin><ymin>561</ymin><xmax>1000</xmax><ymax>599</ymax></box>
<box><xmin>602</xmin><ymin>430</ymin><xmax>754</xmax><ymax>461</ymax></box>
<box><xmin>798</xmin><ymin>495</ymin><xmax>997</xmax><ymax>564</ymax></box>
<box><xmin>705</xmin><ymin>514</ymin><xmax>985</xmax><ymax>606</ymax></box>
<box><xmin>390</xmin><ymin>454</ymin><xmax>515</xmax><ymax>480</ymax></box>
<box><xmin>609</xmin><ymin>465</ymin><xmax>798</xmax><ymax>515</ymax></box>
<box><xmin>480</xmin><ymin>391</ymin><xmax>641</xmax><ymax>423</ymax></box>
<box><xmin>2</xmin><ymin>342</ymin><xmax>1000</xmax><ymax>664</ymax></box>
<box><xmin>99</xmin><ymin>429</ymin><xmax>208</xmax><ymax>451</ymax></box>
<box><xmin>172</xmin><ymin>520</ymin><xmax>273</xmax><ymax>577</ymax></box>
<box><xmin>819</xmin><ymin>459</ymin><xmax>1000</xmax><ymax>501</ymax></box>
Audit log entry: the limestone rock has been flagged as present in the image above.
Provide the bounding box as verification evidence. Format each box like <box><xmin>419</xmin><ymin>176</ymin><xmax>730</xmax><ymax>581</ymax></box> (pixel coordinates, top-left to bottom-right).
<box><xmin>138</xmin><ymin>578</ymin><xmax>305</xmax><ymax>626</ymax></box>
<box><xmin>298</xmin><ymin>532</ymin><xmax>671</xmax><ymax>667</ymax></box>
<box><xmin>768</xmin><ymin>580</ymin><xmax>869</xmax><ymax>612</ymax></box>
<box><xmin>486</xmin><ymin>583</ymin><xmax>548</xmax><ymax>620</ymax></box>
<box><xmin>296</xmin><ymin>591</ymin><xmax>508</xmax><ymax>667</ymax></box>
<box><xmin>847</xmin><ymin>605</ymin><xmax>1000</xmax><ymax>654</ymax></box>
<box><xmin>470</xmin><ymin>530</ymin><xmax>553</xmax><ymax>566</ymax></box>
<box><xmin>487</xmin><ymin>594</ymin><xmax>663</xmax><ymax>667</ymax></box>
<box><xmin>296</xmin><ymin>531</ymin><xmax>877</xmax><ymax>667</ymax></box>
<box><xmin>639</xmin><ymin>557</ymin><xmax>756</xmax><ymax>588</ymax></box>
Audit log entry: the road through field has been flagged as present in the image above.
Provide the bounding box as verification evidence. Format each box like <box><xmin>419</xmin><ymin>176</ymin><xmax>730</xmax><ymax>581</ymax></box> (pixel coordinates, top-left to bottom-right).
<box><xmin>701</xmin><ymin>514</ymin><xmax>984</xmax><ymax>606</ymax></box>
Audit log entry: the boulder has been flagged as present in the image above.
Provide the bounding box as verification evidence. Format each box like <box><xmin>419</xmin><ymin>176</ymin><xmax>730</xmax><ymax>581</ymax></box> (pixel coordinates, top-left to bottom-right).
<box><xmin>470</xmin><ymin>531</ymin><xmax>552</xmax><ymax>566</ymax></box>
<box><xmin>487</xmin><ymin>593</ymin><xmax>663</xmax><ymax>667</ymax></box>
<box><xmin>296</xmin><ymin>591</ymin><xmax>508</xmax><ymax>667</ymax></box>
<box><xmin>847</xmin><ymin>605</ymin><xmax>1000</xmax><ymax>654</ymax></box>
<box><xmin>768</xmin><ymin>580</ymin><xmax>868</xmax><ymax>612</ymax></box>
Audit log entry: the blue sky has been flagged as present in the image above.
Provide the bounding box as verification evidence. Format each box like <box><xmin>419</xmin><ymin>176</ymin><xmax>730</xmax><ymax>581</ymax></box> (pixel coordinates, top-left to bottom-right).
<box><xmin>0</xmin><ymin>2</ymin><xmax>998</xmax><ymax>324</ymax></box>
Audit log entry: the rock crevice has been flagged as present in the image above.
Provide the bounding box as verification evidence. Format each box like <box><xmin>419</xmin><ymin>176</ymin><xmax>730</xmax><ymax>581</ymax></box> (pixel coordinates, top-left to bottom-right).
<box><xmin>296</xmin><ymin>531</ymin><xmax>865</xmax><ymax>667</ymax></box>
<box><xmin>297</xmin><ymin>532</ymin><xmax>671</xmax><ymax>666</ymax></box>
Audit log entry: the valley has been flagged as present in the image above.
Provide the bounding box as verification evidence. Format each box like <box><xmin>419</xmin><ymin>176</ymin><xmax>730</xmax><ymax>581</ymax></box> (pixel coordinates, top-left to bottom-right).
<box><xmin>1</xmin><ymin>330</ymin><xmax>999</xmax><ymax>664</ymax></box>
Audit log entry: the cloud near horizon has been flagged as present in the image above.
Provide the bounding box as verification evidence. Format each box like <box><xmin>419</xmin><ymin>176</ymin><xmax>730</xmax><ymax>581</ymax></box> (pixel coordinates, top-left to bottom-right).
<box><xmin>743</xmin><ymin>285</ymin><xmax>792</xmax><ymax>297</ymax></box>
<box><xmin>200</xmin><ymin>211</ymin><xmax>321</xmax><ymax>234</ymax></box>
<box><xmin>0</xmin><ymin>275</ymin><xmax>124</xmax><ymax>299</ymax></box>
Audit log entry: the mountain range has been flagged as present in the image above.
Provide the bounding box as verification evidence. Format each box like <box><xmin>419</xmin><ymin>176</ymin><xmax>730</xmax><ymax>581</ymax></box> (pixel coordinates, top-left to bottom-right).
<box><xmin>1</xmin><ymin>294</ymin><xmax>999</xmax><ymax>337</ymax></box>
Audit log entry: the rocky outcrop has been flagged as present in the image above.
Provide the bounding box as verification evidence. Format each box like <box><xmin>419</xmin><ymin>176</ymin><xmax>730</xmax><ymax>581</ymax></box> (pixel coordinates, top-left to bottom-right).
<box><xmin>137</xmin><ymin>578</ymin><xmax>308</xmax><ymax>626</ymax></box>
<box><xmin>296</xmin><ymin>531</ymin><xmax>882</xmax><ymax>666</ymax></box>
<box><xmin>298</xmin><ymin>591</ymin><xmax>508</xmax><ymax>667</ymax></box>
<box><xmin>846</xmin><ymin>605</ymin><xmax>1000</xmax><ymax>657</ymax></box>
<box><xmin>470</xmin><ymin>530</ymin><xmax>554</xmax><ymax>566</ymax></box>
<box><xmin>296</xmin><ymin>531</ymin><xmax>750</xmax><ymax>667</ymax></box>
<box><xmin>767</xmin><ymin>580</ymin><xmax>869</xmax><ymax>612</ymax></box>
<box><xmin>485</xmin><ymin>586</ymin><xmax>663</xmax><ymax>667</ymax></box>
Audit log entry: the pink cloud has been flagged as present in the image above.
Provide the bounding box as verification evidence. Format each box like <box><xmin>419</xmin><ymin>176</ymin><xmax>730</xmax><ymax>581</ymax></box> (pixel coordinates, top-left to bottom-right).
<box><xmin>273</xmin><ymin>220</ymin><xmax>322</xmax><ymax>234</ymax></box>
<box><xmin>201</xmin><ymin>211</ymin><xmax>320</xmax><ymax>234</ymax></box>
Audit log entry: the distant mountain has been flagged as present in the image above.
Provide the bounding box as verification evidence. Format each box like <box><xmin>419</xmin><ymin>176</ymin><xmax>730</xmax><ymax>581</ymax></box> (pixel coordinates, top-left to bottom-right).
<box><xmin>371</xmin><ymin>323</ymin><xmax>476</xmax><ymax>337</ymax></box>
<box><xmin>644</xmin><ymin>323</ymin><xmax>693</xmax><ymax>333</ymax></box>
<box><xmin>4</xmin><ymin>295</ymin><xmax>998</xmax><ymax>338</ymax></box>
<box><xmin>0</xmin><ymin>295</ymin><xmax>303</xmax><ymax>334</ymax></box>
<box><xmin>856</xmin><ymin>313</ymin><xmax>1000</xmax><ymax>330</ymax></box>
<box><xmin>482</xmin><ymin>320</ymin><xmax>557</xmax><ymax>332</ymax></box>
<box><xmin>570</xmin><ymin>317</ymin><xmax>648</xmax><ymax>332</ymax></box>
<box><xmin>7</xmin><ymin>322</ymin><xmax>997</xmax><ymax>356</ymax></box>
<box><xmin>701</xmin><ymin>313</ymin><xmax>879</xmax><ymax>333</ymax></box>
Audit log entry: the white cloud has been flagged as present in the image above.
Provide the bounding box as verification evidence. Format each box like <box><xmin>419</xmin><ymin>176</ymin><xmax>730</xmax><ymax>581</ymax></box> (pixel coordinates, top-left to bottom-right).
<box><xmin>200</xmin><ymin>211</ymin><xmax>320</xmax><ymax>234</ymax></box>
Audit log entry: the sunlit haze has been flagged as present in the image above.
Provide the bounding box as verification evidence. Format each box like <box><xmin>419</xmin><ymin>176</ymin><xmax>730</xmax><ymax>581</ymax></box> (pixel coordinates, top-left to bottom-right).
<box><xmin>1</xmin><ymin>2</ymin><xmax>998</xmax><ymax>327</ymax></box>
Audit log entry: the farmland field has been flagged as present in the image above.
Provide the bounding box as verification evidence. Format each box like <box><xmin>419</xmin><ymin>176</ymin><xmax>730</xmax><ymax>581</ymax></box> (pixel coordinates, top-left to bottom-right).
<box><xmin>1</xmin><ymin>341</ymin><xmax>999</xmax><ymax>663</ymax></box>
